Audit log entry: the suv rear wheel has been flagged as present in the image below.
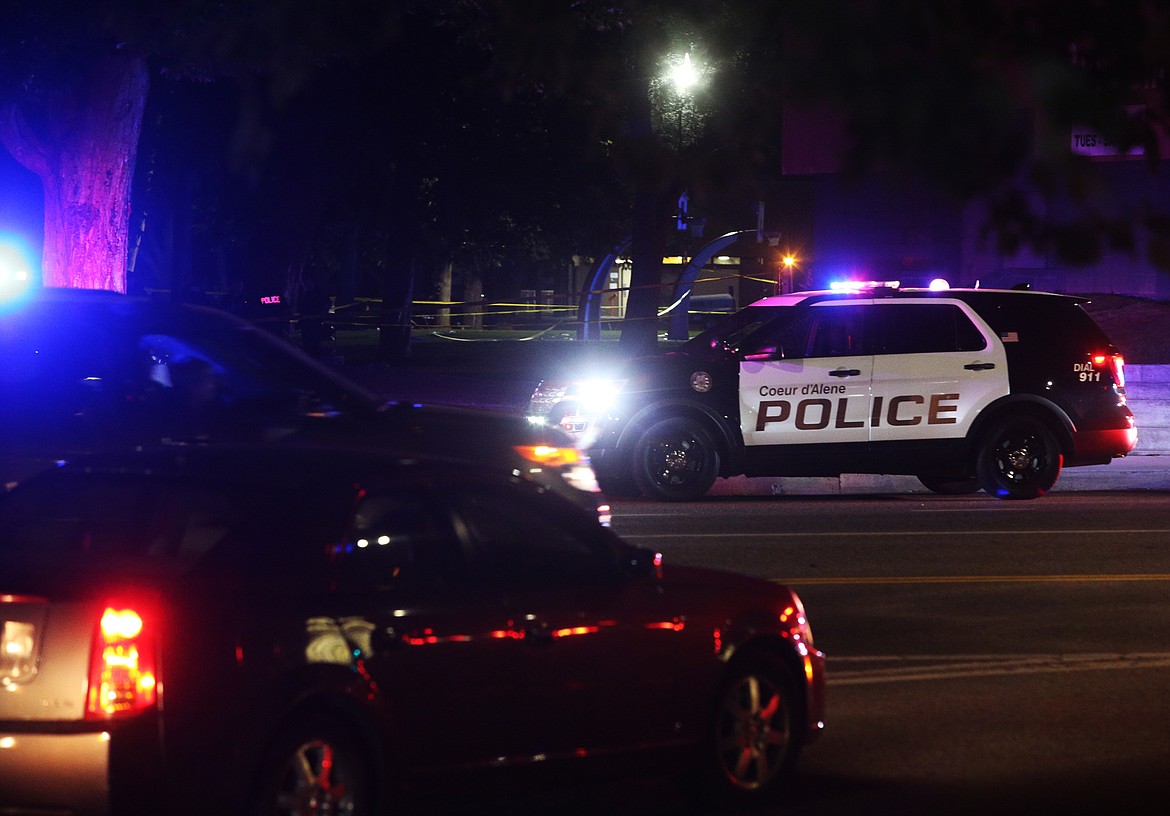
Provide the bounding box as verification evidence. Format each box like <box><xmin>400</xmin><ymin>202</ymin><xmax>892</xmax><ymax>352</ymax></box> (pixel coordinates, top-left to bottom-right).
<box><xmin>976</xmin><ymin>415</ymin><xmax>1062</xmax><ymax>499</ymax></box>
<box><xmin>631</xmin><ymin>416</ymin><xmax>720</xmax><ymax>501</ymax></box>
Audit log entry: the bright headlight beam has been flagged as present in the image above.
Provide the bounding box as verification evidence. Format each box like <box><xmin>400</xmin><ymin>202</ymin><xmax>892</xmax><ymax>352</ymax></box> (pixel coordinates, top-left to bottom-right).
<box><xmin>570</xmin><ymin>379</ymin><xmax>625</xmax><ymax>413</ymax></box>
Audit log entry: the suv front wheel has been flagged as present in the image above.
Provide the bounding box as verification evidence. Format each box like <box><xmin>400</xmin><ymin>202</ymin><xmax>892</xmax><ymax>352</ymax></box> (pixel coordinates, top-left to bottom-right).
<box><xmin>976</xmin><ymin>415</ymin><xmax>1063</xmax><ymax>499</ymax></box>
<box><xmin>631</xmin><ymin>416</ymin><xmax>720</xmax><ymax>501</ymax></box>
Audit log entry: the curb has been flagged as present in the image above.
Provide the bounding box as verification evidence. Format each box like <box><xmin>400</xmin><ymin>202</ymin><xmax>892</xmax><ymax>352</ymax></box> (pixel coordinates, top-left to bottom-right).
<box><xmin>706</xmin><ymin>456</ymin><xmax>1170</xmax><ymax>497</ymax></box>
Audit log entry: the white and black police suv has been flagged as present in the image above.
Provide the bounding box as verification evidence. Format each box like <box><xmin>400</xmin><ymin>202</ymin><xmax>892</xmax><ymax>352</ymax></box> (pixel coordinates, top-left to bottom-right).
<box><xmin>527</xmin><ymin>283</ymin><xmax>1138</xmax><ymax>500</ymax></box>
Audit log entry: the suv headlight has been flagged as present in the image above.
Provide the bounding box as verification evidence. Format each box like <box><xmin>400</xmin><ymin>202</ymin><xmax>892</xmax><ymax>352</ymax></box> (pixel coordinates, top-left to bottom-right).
<box><xmin>528</xmin><ymin>378</ymin><xmax>626</xmax><ymax>417</ymax></box>
<box><xmin>566</xmin><ymin>378</ymin><xmax>626</xmax><ymax>414</ymax></box>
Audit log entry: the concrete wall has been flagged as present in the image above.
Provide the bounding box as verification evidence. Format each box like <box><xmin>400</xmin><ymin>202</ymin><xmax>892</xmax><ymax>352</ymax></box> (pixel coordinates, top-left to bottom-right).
<box><xmin>1127</xmin><ymin>365</ymin><xmax>1170</xmax><ymax>454</ymax></box>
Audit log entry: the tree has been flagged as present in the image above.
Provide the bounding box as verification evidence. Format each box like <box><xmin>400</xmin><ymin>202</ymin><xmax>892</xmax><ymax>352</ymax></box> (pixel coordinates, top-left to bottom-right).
<box><xmin>0</xmin><ymin>6</ymin><xmax>148</xmax><ymax>291</ymax></box>
<box><xmin>781</xmin><ymin>0</ymin><xmax>1170</xmax><ymax>268</ymax></box>
<box><xmin>0</xmin><ymin>1</ymin><xmax>404</xmax><ymax>293</ymax></box>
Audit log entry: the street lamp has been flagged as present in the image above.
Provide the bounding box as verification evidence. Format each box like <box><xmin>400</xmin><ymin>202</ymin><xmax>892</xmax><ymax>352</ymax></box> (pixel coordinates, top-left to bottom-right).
<box><xmin>667</xmin><ymin>52</ymin><xmax>699</xmax><ymax>93</ymax></box>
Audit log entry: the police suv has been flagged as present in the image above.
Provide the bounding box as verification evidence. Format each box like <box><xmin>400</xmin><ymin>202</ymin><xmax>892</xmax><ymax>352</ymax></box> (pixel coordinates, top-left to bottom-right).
<box><xmin>527</xmin><ymin>284</ymin><xmax>1138</xmax><ymax>500</ymax></box>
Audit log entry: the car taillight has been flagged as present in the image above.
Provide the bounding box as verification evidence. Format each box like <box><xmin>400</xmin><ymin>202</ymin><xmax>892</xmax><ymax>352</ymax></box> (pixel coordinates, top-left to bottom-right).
<box><xmin>86</xmin><ymin>606</ymin><xmax>159</xmax><ymax>720</ymax></box>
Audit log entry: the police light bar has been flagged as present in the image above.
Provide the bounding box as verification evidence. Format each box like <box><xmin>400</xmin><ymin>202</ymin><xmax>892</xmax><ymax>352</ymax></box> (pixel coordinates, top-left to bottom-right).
<box><xmin>828</xmin><ymin>280</ymin><xmax>900</xmax><ymax>292</ymax></box>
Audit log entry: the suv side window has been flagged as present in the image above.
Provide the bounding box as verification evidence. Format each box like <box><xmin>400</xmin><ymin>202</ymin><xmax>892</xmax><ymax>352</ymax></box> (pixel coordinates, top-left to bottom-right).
<box><xmin>805</xmin><ymin>305</ymin><xmax>868</xmax><ymax>357</ymax></box>
<box><xmin>741</xmin><ymin>304</ymin><xmax>869</xmax><ymax>360</ymax></box>
<box><xmin>873</xmin><ymin>303</ymin><xmax>986</xmax><ymax>355</ymax></box>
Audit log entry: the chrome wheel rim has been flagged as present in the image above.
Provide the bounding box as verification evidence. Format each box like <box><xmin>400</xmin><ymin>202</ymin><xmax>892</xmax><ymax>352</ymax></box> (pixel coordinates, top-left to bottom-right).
<box><xmin>647</xmin><ymin>433</ymin><xmax>706</xmax><ymax>487</ymax></box>
<box><xmin>993</xmin><ymin>429</ymin><xmax>1048</xmax><ymax>484</ymax></box>
<box><xmin>715</xmin><ymin>673</ymin><xmax>792</xmax><ymax>791</ymax></box>
<box><xmin>273</xmin><ymin>738</ymin><xmax>356</xmax><ymax>816</ymax></box>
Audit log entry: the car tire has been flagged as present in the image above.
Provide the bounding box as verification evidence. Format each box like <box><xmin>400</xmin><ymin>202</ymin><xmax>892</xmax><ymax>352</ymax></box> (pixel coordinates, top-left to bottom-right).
<box><xmin>917</xmin><ymin>474</ymin><xmax>981</xmax><ymax>495</ymax></box>
<box><xmin>252</xmin><ymin>714</ymin><xmax>374</xmax><ymax>816</ymax></box>
<box><xmin>694</xmin><ymin>654</ymin><xmax>802</xmax><ymax>809</ymax></box>
<box><xmin>976</xmin><ymin>415</ymin><xmax>1063</xmax><ymax>500</ymax></box>
<box><xmin>631</xmin><ymin>416</ymin><xmax>720</xmax><ymax>501</ymax></box>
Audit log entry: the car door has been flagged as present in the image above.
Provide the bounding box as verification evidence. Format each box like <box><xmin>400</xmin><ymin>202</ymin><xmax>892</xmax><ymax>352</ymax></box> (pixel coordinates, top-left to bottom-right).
<box><xmin>868</xmin><ymin>300</ymin><xmax>1009</xmax><ymax>443</ymax></box>
<box><xmin>738</xmin><ymin>301</ymin><xmax>874</xmax><ymax>447</ymax></box>
<box><xmin>329</xmin><ymin>483</ymin><xmax>526</xmax><ymax>772</ymax></box>
<box><xmin>448</xmin><ymin>480</ymin><xmax>682</xmax><ymax>760</ymax></box>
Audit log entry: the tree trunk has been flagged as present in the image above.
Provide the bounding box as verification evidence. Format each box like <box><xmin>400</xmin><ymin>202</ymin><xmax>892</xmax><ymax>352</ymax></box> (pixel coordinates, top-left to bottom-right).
<box><xmin>621</xmin><ymin>189</ymin><xmax>667</xmax><ymax>353</ymax></box>
<box><xmin>0</xmin><ymin>54</ymin><xmax>149</xmax><ymax>293</ymax></box>
<box><xmin>437</xmin><ymin>260</ymin><xmax>453</xmax><ymax>328</ymax></box>
<box><xmin>464</xmin><ymin>271</ymin><xmax>483</xmax><ymax>330</ymax></box>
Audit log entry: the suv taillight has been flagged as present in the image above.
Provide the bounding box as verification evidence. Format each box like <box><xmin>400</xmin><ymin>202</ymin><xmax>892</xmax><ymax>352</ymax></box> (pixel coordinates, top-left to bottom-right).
<box><xmin>1110</xmin><ymin>353</ymin><xmax>1126</xmax><ymax>390</ymax></box>
<box><xmin>86</xmin><ymin>606</ymin><xmax>159</xmax><ymax>719</ymax></box>
<box><xmin>1093</xmin><ymin>352</ymin><xmax>1127</xmax><ymax>392</ymax></box>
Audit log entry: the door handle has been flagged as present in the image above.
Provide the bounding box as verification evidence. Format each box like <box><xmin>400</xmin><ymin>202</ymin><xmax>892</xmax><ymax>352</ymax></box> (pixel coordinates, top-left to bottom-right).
<box><xmin>963</xmin><ymin>362</ymin><xmax>996</xmax><ymax>371</ymax></box>
<box><xmin>829</xmin><ymin>368</ymin><xmax>862</xmax><ymax>378</ymax></box>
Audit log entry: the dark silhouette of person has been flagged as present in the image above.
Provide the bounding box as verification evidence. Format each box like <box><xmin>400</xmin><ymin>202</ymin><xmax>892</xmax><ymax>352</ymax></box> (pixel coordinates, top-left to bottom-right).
<box><xmin>299</xmin><ymin>276</ymin><xmax>333</xmax><ymax>356</ymax></box>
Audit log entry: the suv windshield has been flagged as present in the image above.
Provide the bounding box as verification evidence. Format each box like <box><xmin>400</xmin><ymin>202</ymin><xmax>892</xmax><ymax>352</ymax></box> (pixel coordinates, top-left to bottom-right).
<box><xmin>684</xmin><ymin>306</ymin><xmax>788</xmax><ymax>354</ymax></box>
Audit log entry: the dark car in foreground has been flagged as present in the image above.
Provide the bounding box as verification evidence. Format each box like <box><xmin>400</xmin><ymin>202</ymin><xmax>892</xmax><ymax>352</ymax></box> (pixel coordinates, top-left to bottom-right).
<box><xmin>0</xmin><ymin>445</ymin><xmax>825</xmax><ymax>815</ymax></box>
<box><xmin>0</xmin><ymin>286</ymin><xmax>602</xmax><ymax>519</ymax></box>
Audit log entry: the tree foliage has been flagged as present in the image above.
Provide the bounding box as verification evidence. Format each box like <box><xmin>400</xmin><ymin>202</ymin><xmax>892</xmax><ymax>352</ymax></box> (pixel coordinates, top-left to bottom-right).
<box><xmin>782</xmin><ymin>0</ymin><xmax>1170</xmax><ymax>267</ymax></box>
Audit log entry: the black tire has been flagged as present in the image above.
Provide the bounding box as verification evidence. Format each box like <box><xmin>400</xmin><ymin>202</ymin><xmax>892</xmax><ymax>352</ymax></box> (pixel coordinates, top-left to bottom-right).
<box><xmin>697</xmin><ymin>654</ymin><xmax>802</xmax><ymax>810</ymax></box>
<box><xmin>630</xmin><ymin>416</ymin><xmax>720</xmax><ymax>501</ymax></box>
<box><xmin>252</xmin><ymin>715</ymin><xmax>374</xmax><ymax>816</ymax></box>
<box><xmin>916</xmin><ymin>474</ymin><xmax>981</xmax><ymax>495</ymax></box>
<box><xmin>975</xmin><ymin>415</ymin><xmax>1063</xmax><ymax>500</ymax></box>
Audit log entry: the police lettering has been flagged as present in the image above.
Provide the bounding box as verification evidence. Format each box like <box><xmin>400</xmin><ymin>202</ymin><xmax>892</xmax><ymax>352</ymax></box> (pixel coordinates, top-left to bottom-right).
<box><xmin>755</xmin><ymin>392</ymin><xmax>959</xmax><ymax>432</ymax></box>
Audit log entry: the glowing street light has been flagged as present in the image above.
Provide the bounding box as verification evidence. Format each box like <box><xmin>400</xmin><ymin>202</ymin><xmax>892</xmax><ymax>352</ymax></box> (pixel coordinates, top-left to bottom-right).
<box><xmin>667</xmin><ymin>52</ymin><xmax>699</xmax><ymax>93</ymax></box>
